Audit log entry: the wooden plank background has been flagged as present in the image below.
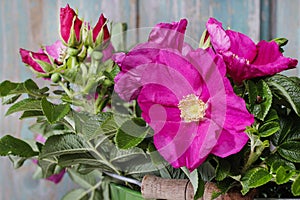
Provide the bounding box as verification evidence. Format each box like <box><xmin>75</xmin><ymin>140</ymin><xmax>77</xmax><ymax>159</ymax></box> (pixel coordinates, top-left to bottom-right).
<box><xmin>0</xmin><ymin>0</ymin><xmax>299</xmax><ymax>199</ymax></box>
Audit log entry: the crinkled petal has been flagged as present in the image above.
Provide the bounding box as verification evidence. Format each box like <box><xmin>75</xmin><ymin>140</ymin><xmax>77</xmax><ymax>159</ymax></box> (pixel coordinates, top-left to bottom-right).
<box><xmin>206</xmin><ymin>18</ymin><xmax>230</xmax><ymax>52</ymax></box>
<box><xmin>149</xmin><ymin>19</ymin><xmax>187</xmax><ymax>50</ymax></box>
<box><xmin>224</xmin><ymin>40</ymin><xmax>298</xmax><ymax>83</ymax></box>
<box><xmin>226</xmin><ymin>30</ymin><xmax>257</xmax><ymax>62</ymax></box>
<box><xmin>45</xmin><ymin>40</ymin><xmax>65</xmax><ymax>61</ymax></box>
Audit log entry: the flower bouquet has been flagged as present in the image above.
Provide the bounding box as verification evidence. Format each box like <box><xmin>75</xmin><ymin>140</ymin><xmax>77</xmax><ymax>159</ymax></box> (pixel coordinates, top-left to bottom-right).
<box><xmin>1</xmin><ymin>4</ymin><xmax>300</xmax><ymax>200</ymax></box>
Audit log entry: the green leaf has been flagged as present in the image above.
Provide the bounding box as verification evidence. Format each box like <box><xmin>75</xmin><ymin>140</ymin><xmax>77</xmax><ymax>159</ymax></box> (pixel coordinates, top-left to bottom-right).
<box><xmin>8</xmin><ymin>156</ymin><xmax>27</xmax><ymax>169</ymax></box>
<box><xmin>278</xmin><ymin>141</ymin><xmax>300</xmax><ymax>162</ymax></box>
<box><xmin>73</xmin><ymin>111</ymin><xmax>114</xmax><ymax>140</ymax></box>
<box><xmin>40</xmin><ymin>133</ymin><xmax>90</xmax><ymax>159</ymax></box>
<box><xmin>6</xmin><ymin>98</ymin><xmax>42</xmax><ymax>116</ymax></box>
<box><xmin>266</xmin><ymin>74</ymin><xmax>300</xmax><ymax>116</ymax></box>
<box><xmin>41</xmin><ymin>97</ymin><xmax>70</xmax><ymax>124</ymax></box>
<box><xmin>115</xmin><ymin>118</ymin><xmax>149</xmax><ymax>149</ymax></box>
<box><xmin>275</xmin><ymin>166</ymin><xmax>296</xmax><ymax>185</ymax></box>
<box><xmin>19</xmin><ymin>110</ymin><xmax>44</xmax><ymax>119</ymax></box>
<box><xmin>246</xmin><ymin>80</ymin><xmax>272</xmax><ymax>120</ymax></box>
<box><xmin>292</xmin><ymin>174</ymin><xmax>300</xmax><ymax>196</ymax></box>
<box><xmin>62</xmin><ymin>189</ymin><xmax>89</xmax><ymax>200</ymax></box>
<box><xmin>38</xmin><ymin>159</ymin><xmax>57</xmax><ymax>178</ymax></box>
<box><xmin>68</xmin><ymin>168</ymin><xmax>97</xmax><ymax>189</ymax></box>
<box><xmin>0</xmin><ymin>80</ymin><xmax>25</xmax><ymax>97</ymax></box>
<box><xmin>109</xmin><ymin>183</ymin><xmax>143</xmax><ymax>200</ymax></box>
<box><xmin>271</xmin><ymin>116</ymin><xmax>293</xmax><ymax>146</ymax></box>
<box><xmin>258</xmin><ymin>121</ymin><xmax>280</xmax><ymax>137</ymax></box>
<box><xmin>215</xmin><ymin>160</ymin><xmax>231</xmax><ymax>181</ymax></box>
<box><xmin>181</xmin><ymin>168</ymin><xmax>204</xmax><ymax>199</ymax></box>
<box><xmin>241</xmin><ymin>167</ymin><xmax>272</xmax><ymax>195</ymax></box>
<box><xmin>2</xmin><ymin>94</ymin><xmax>22</xmax><ymax>105</ymax></box>
<box><xmin>264</xmin><ymin>109</ymin><xmax>279</xmax><ymax>122</ymax></box>
<box><xmin>0</xmin><ymin>135</ymin><xmax>38</xmax><ymax>157</ymax></box>
<box><xmin>198</xmin><ymin>161</ymin><xmax>215</xmax><ymax>181</ymax></box>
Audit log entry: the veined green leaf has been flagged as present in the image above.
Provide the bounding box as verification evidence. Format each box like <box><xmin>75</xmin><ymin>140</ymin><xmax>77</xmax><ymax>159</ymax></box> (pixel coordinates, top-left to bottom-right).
<box><xmin>258</xmin><ymin>121</ymin><xmax>280</xmax><ymax>137</ymax></box>
<box><xmin>266</xmin><ymin>74</ymin><xmax>300</xmax><ymax>116</ymax></box>
<box><xmin>292</xmin><ymin>174</ymin><xmax>300</xmax><ymax>196</ymax></box>
<box><xmin>215</xmin><ymin>159</ymin><xmax>231</xmax><ymax>181</ymax></box>
<box><xmin>246</xmin><ymin>80</ymin><xmax>272</xmax><ymax>120</ymax></box>
<box><xmin>40</xmin><ymin>133</ymin><xmax>90</xmax><ymax>158</ymax></box>
<box><xmin>241</xmin><ymin>167</ymin><xmax>272</xmax><ymax>195</ymax></box>
<box><xmin>0</xmin><ymin>135</ymin><xmax>38</xmax><ymax>157</ymax></box>
<box><xmin>0</xmin><ymin>80</ymin><xmax>25</xmax><ymax>97</ymax></box>
<box><xmin>68</xmin><ymin>168</ymin><xmax>97</xmax><ymax>189</ymax></box>
<box><xmin>73</xmin><ymin>111</ymin><xmax>114</xmax><ymax>140</ymax></box>
<box><xmin>278</xmin><ymin>141</ymin><xmax>300</xmax><ymax>163</ymax></box>
<box><xmin>6</xmin><ymin>98</ymin><xmax>42</xmax><ymax>116</ymax></box>
<box><xmin>115</xmin><ymin>118</ymin><xmax>149</xmax><ymax>149</ymax></box>
<box><xmin>41</xmin><ymin>97</ymin><xmax>70</xmax><ymax>124</ymax></box>
<box><xmin>275</xmin><ymin>166</ymin><xmax>296</xmax><ymax>185</ymax></box>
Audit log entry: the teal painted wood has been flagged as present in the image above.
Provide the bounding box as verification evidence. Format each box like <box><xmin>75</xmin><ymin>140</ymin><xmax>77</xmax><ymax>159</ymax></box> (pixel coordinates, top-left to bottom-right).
<box><xmin>273</xmin><ymin>0</ymin><xmax>300</xmax><ymax>76</ymax></box>
<box><xmin>138</xmin><ymin>0</ymin><xmax>260</xmax><ymax>44</ymax></box>
<box><xmin>0</xmin><ymin>0</ymin><xmax>137</xmax><ymax>199</ymax></box>
<box><xmin>1</xmin><ymin>0</ymin><xmax>300</xmax><ymax>199</ymax></box>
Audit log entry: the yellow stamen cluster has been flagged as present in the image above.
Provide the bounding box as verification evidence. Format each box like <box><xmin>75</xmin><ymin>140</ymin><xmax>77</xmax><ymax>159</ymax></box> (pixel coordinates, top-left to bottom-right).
<box><xmin>178</xmin><ymin>94</ymin><xmax>207</xmax><ymax>122</ymax></box>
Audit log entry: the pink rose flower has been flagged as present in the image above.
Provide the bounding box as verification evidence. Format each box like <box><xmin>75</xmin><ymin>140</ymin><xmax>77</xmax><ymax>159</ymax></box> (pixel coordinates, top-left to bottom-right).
<box><xmin>113</xmin><ymin>19</ymin><xmax>254</xmax><ymax>171</ymax></box>
<box><xmin>206</xmin><ymin>18</ymin><xmax>298</xmax><ymax>83</ymax></box>
<box><xmin>19</xmin><ymin>40</ymin><xmax>65</xmax><ymax>73</ymax></box>
<box><xmin>60</xmin><ymin>4</ymin><xmax>83</xmax><ymax>45</ymax></box>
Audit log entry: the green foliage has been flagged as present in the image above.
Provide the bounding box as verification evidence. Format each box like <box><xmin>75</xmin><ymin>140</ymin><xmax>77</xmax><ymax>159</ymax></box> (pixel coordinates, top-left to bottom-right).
<box><xmin>0</xmin><ymin>135</ymin><xmax>38</xmax><ymax>157</ymax></box>
<box><xmin>246</xmin><ymin>79</ymin><xmax>272</xmax><ymax>120</ymax></box>
<box><xmin>115</xmin><ymin>118</ymin><xmax>149</xmax><ymax>149</ymax></box>
<box><xmin>266</xmin><ymin>74</ymin><xmax>300</xmax><ymax>116</ymax></box>
<box><xmin>41</xmin><ymin>97</ymin><xmax>70</xmax><ymax>124</ymax></box>
<box><xmin>241</xmin><ymin>168</ymin><xmax>273</xmax><ymax>195</ymax></box>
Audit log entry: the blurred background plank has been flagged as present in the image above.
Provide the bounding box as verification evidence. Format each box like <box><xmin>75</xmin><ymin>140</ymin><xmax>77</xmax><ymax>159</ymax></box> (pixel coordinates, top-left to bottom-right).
<box><xmin>0</xmin><ymin>0</ymin><xmax>299</xmax><ymax>199</ymax></box>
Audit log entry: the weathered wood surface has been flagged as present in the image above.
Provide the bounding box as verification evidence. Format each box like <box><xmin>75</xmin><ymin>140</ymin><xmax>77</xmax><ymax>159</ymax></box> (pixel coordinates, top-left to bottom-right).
<box><xmin>0</xmin><ymin>0</ymin><xmax>299</xmax><ymax>199</ymax></box>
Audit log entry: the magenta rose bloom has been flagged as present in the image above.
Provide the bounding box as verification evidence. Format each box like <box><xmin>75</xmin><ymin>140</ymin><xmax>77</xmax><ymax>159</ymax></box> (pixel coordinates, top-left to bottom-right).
<box><xmin>19</xmin><ymin>40</ymin><xmax>65</xmax><ymax>73</ymax></box>
<box><xmin>113</xmin><ymin>19</ymin><xmax>254</xmax><ymax>171</ymax></box>
<box><xmin>206</xmin><ymin>18</ymin><xmax>298</xmax><ymax>83</ymax></box>
<box><xmin>60</xmin><ymin>4</ymin><xmax>83</xmax><ymax>45</ymax></box>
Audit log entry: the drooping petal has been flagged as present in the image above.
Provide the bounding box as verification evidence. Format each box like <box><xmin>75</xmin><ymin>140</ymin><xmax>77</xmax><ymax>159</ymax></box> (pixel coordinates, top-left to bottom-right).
<box><xmin>250</xmin><ymin>40</ymin><xmax>297</xmax><ymax>76</ymax></box>
<box><xmin>46</xmin><ymin>169</ymin><xmax>66</xmax><ymax>184</ymax></box>
<box><xmin>149</xmin><ymin>19</ymin><xmax>187</xmax><ymax>50</ymax></box>
<box><xmin>225</xmin><ymin>30</ymin><xmax>257</xmax><ymax>62</ymax></box>
<box><xmin>206</xmin><ymin>18</ymin><xmax>230</xmax><ymax>52</ymax></box>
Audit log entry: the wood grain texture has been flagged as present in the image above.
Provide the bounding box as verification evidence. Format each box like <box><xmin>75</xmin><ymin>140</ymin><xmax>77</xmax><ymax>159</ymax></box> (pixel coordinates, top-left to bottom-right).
<box><xmin>0</xmin><ymin>0</ymin><xmax>137</xmax><ymax>199</ymax></box>
<box><xmin>0</xmin><ymin>0</ymin><xmax>300</xmax><ymax>199</ymax></box>
<box><xmin>274</xmin><ymin>0</ymin><xmax>300</xmax><ymax>76</ymax></box>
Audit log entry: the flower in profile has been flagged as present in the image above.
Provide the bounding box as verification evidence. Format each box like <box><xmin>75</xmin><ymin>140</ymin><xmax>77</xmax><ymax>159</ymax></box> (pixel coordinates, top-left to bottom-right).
<box><xmin>113</xmin><ymin>19</ymin><xmax>254</xmax><ymax>171</ymax></box>
<box><xmin>93</xmin><ymin>14</ymin><xmax>110</xmax><ymax>44</ymax></box>
<box><xmin>19</xmin><ymin>40</ymin><xmax>65</xmax><ymax>74</ymax></box>
<box><xmin>34</xmin><ymin>134</ymin><xmax>66</xmax><ymax>184</ymax></box>
<box><xmin>206</xmin><ymin>18</ymin><xmax>298</xmax><ymax>83</ymax></box>
<box><xmin>60</xmin><ymin>4</ymin><xmax>83</xmax><ymax>46</ymax></box>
